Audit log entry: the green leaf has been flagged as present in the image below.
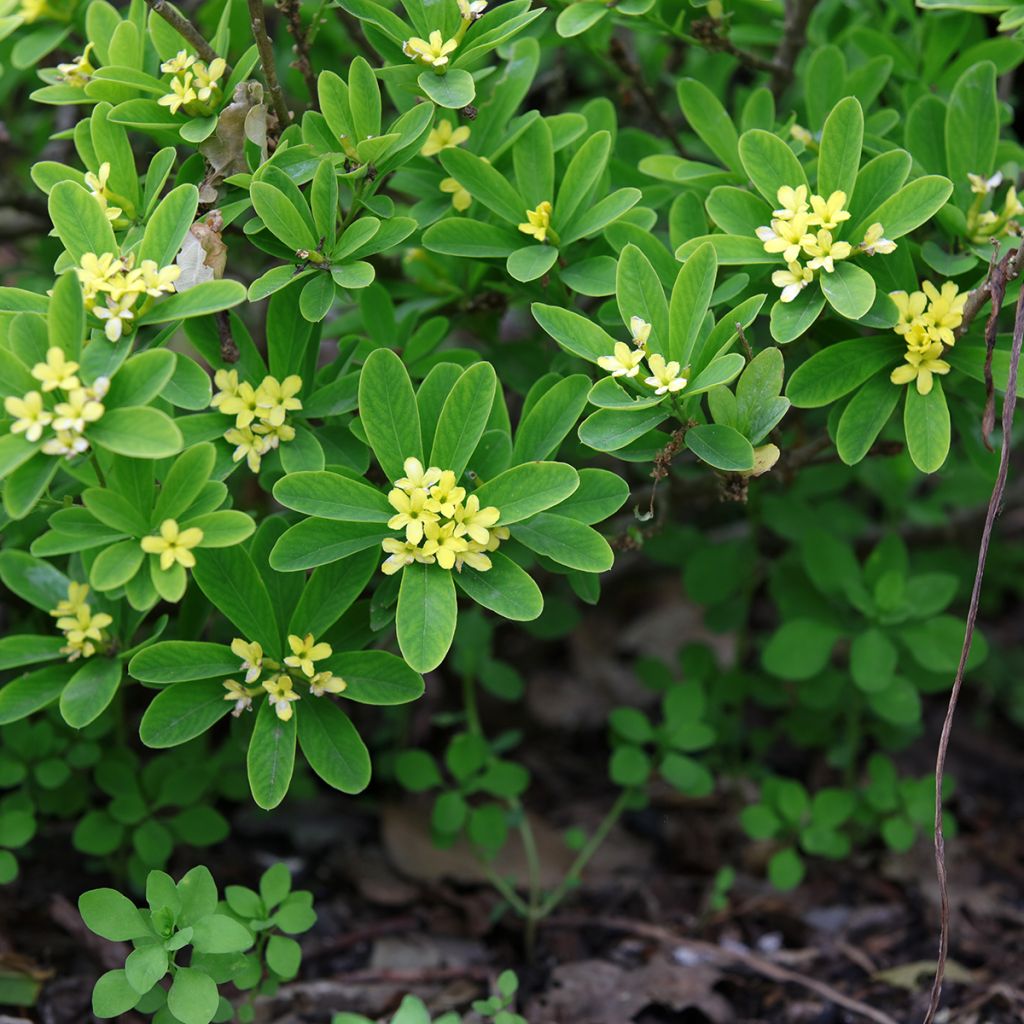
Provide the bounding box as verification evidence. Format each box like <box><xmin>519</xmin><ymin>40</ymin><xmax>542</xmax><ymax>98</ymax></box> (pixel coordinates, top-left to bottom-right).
<box><xmin>418</xmin><ymin>68</ymin><xmax>475</xmax><ymax>108</ymax></box>
<box><xmin>531</xmin><ymin>303</ymin><xmax>617</xmax><ymax>363</ymax></box>
<box><xmin>454</xmin><ymin>550</ymin><xmax>543</xmax><ymax>620</ymax></box>
<box><xmin>859</xmin><ymin>175</ymin><xmax>953</xmax><ymax>241</ymax></box>
<box><xmin>511</xmin><ymin>374</ymin><xmax>589</xmax><ymax>463</ymax></box>
<box><xmin>168</xmin><ymin>967</ymin><xmax>220</xmax><ymax>1024</ymax></box>
<box><xmin>506</xmin><ymin>244</ymin><xmax>559</xmax><ymax>283</ymax></box>
<box><xmin>348</xmin><ymin>55</ymin><xmax>381</xmax><ymax>138</ymax></box>
<box><xmin>358</xmin><ymin>347</ymin><xmax>422</xmax><ymax>481</ymax></box>
<box><xmin>48</xmin><ymin>180</ymin><xmax>117</xmax><ymax>261</ymax></box>
<box><xmin>140</xmin><ymin>184</ymin><xmax>199</xmax><ymax>266</ymax></box>
<box><xmin>130</xmin><ymin>641</ymin><xmax>237</xmax><ymax>684</ymax></box>
<box><xmin>770</xmin><ymin>287</ymin><xmax>826</xmax><ymax>344</ymax></box>
<box><xmin>48</xmin><ymin>270</ymin><xmax>85</xmax><ymax>359</ymax></box>
<box><xmin>60</xmin><ymin>657</ymin><xmax>121</xmax><ymax>728</ymax></box>
<box><xmin>269</xmin><ymin>519</ymin><xmax>390</xmax><ymax>571</ymax></box>
<box><xmin>193</xmin><ymin>547</ymin><xmax>279</xmax><ymax>653</ymax></box>
<box><xmin>819</xmin><ymin>262</ymin><xmax>876</xmax><ymax>320</ymax></box>
<box><xmin>762</xmin><ymin>619</ymin><xmax>841</xmax><ymax>680</ymax></box>
<box><xmin>738</xmin><ymin>129</ymin><xmax>808</xmax><ymax>204</ymax></box>
<box><xmin>105</xmin><ymin>349</ymin><xmax>177</xmax><ymax>408</ymax></box>
<box><xmin>836</xmin><ymin>371</ymin><xmax>900</xmax><ymax>465</ymax></box>
<box><xmin>817</xmin><ymin>96</ymin><xmax>863</xmax><ymax>200</ymax></box>
<box><xmin>555</xmin><ymin>468</ymin><xmax>629</xmax><ymax>524</ymax></box>
<box><xmin>250</xmin><ymin>181</ymin><xmax>317</xmax><ymax>251</ymax></box>
<box><xmin>438</xmin><ymin>148</ymin><xmax>525</xmax><ymax>224</ymax></box>
<box><xmin>556</xmin><ymin>130</ymin><xmax>611</xmax><ymax>229</ymax></box>
<box><xmin>684</xmin><ymin>424</ymin><xmax>754</xmax><ymax>471</ymax></box>
<box><xmin>266</xmin><ymin>934</ymin><xmax>302</xmax><ymax>978</ymax></box>
<box><xmin>945</xmin><ymin>61</ymin><xmax>998</xmax><ymax>206</ymax></box>
<box><xmin>136</xmin><ymin>280</ymin><xmax>247</xmax><ymax>324</ymax></box>
<box><xmin>430</xmin><ymin>362</ymin><xmax>497</xmax><ymax>476</ymax></box>
<box><xmin>190</xmin><ymin>914</ymin><xmax>253</xmax><ymax>954</ymax></box>
<box><xmin>0</xmin><ymin>550</ymin><xmax>70</xmax><ymax>611</ymax></box>
<box><xmin>90</xmin><ymin>540</ymin><xmax>145</xmax><ymax>591</ymax></box>
<box><xmin>125</xmin><ymin>945</ymin><xmax>169</xmax><ymax>995</ymax></box>
<box><xmin>904</xmin><ymin>381</ymin><xmax>950</xmax><ymax>473</ymax></box>
<box><xmin>332</xmin><ymin>649</ymin><xmax>424</xmax><ymax>704</ymax></box>
<box><xmin>0</xmin><ymin>664</ymin><xmax>72</xmax><ymax>725</ymax></box>
<box><xmin>154</xmin><ymin>443</ymin><xmax>217</xmax><ymax>523</ymax></box>
<box><xmin>79</xmin><ymin>887</ymin><xmax>149</xmax><ymax>940</ymax></box>
<box><xmin>616</xmin><ymin>244</ymin><xmax>668</xmax><ymax>357</ymax></box>
<box><xmin>92</xmin><ymin>970</ymin><xmax>142</xmax><ymax>1018</ymax></box>
<box><xmin>850</xmin><ymin>628</ymin><xmax>898</xmax><ymax>693</ymax></box>
<box><xmin>473</xmin><ymin>461</ymin><xmax>579</xmax><ymax>524</ymax></box>
<box><xmin>677</xmin><ymin>78</ymin><xmax>742</xmax><ymax>173</ymax></box>
<box><xmin>247</xmin><ymin>699</ymin><xmax>296</xmax><ymax>810</ymax></box>
<box><xmin>297</xmin><ymin>697</ymin><xmax>371</xmax><ymax>794</ymax></box>
<box><xmin>274</xmin><ymin>471</ymin><xmax>391</xmax><ymax>522</ymax></box>
<box><xmin>139</xmin><ymin>679</ymin><xmax>233</xmax><ymax>747</ymax></box>
<box><xmin>668</xmin><ymin>242</ymin><xmax>717</xmax><ymax>366</ymax></box>
<box><xmin>578</xmin><ymin>406</ymin><xmax>667</xmax><ymax>452</ymax></box>
<box><xmin>396</xmin><ymin>563</ymin><xmax>457</xmax><ymax>673</ymax></box>
<box><xmin>88</xmin><ymin>407</ymin><xmax>183</xmax><ymax>458</ymax></box>
<box><xmin>786</xmin><ymin>337</ymin><xmax>897</xmax><ymax>408</ymax></box>
<box><xmin>512</xmin><ymin>513</ymin><xmax>613</xmax><ymax>573</ymax></box>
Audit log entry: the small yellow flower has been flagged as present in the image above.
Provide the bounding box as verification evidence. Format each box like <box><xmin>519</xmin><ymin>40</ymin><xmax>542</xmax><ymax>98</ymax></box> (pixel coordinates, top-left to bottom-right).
<box><xmin>192</xmin><ymin>57</ymin><xmax>226</xmax><ymax>102</ymax></box>
<box><xmin>968</xmin><ymin>171</ymin><xmax>1003</xmax><ymax>195</ymax></box>
<box><xmin>263</xmin><ymin>674</ymin><xmax>300</xmax><ymax>721</ymax></box>
<box><xmin>52</xmin><ymin>388</ymin><xmax>104</xmax><ymax>433</ymax></box>
<box><xmin>518</xmin><ymin>201</ymin><xmax>553</xmax><ymax>242</ymax></box>
<box><xmin>756</xmin><ymin>213</ymin><xmax>812</xmax><ymax>264</ymax></box>
<box><xmin>42</xmin><ymin>429</ymin><xmax>89</xmax><ymax>458</ymax></box>
<box><xmin>225</xmin><ymin>426</ymin><xmax>270</xmax><ymax>472</ymax></box>
<box><xmin>140</xmin><ymin>518</ymin><xmax>204</xmax><ymax>571</ymax></box>
<box><xmin>421</xmin><ymin>119</ymin><xmax>471</xmax><ymax>157</ymax></box>
<box><xmin>5</xmin><ymin>391</ymin><xmax>52</xmax><ymax>442</ymax></box>
<box><xmin>454</xmin><ymin>542</ymin><xmax>492</xmax><ymax>573</ymax></box>
<box><xmin>808</xmin><ymin>191</ymin><xmax>850</xmax><ymax>230</ymax></box>
<box><xmin>772</xmin><ymin>261</ymin><xmax>814</xmax><ymax>303</ymax></box>
<box><xmin>161</xmin><ymin>50</ymin><xmax>197</xmax><ymax>74</ymax></box>
<box><xmin>802</xmin><ymin>229</ymin><xmax>852</xmax><ymax>273</ymax></box>
<box><xmin>483</xmin><ymin>525</ymin><xmax>509</xmax><ymax>552</ymax></box>
<box><xmin>32</xmin><ymin>347</ymin><xmax>79</xmax><ymax>392</ymax></box>
<box><xmin>890</xmin><ymin>290</ymin><xmax>928</xmax><ymax>337</ymax></box>
<box><xmin>93</xmin><ymin>295</ymin><xmax>138</xmax><ymax>342</ymax></box>
<box><xmin>772</xmin><ymin>185</ymin><xmax>809</xmax><ymax>221</ymax></box>
<box><xmin>75</xmin><ymin>252</ymin><xmax>123</xmax><ymax>300</ymax></box>
<box><xmin>451</xmin><ymin>494</ymin><xmax>500</xmax><ymax>545</ymax></box>
<box><xmin>231</xmin><ymin>638</ymin><xmax>264</xmax><ymax>684</ymax></box>
<box><xmin>790</xmin><ymin>125</ymin><xmax>815</xmax><ymax>148</ymax></box>
<box><xmin>1002</xmin><ymin>184</ymin><xmax>1024</xmax><ymax>220</ymax></box>
<box><xmin>395</xmin><ymin>457</ymin><xmax>443</xmax><ymax>493</ymax></box>
<box><xmin>457</xmin><ymin>0</ymin><xmax>487</xmax><ymax>18</ymax></box>
<box><xmin>223</xmin><ymin>679</ymin><xmax>256</xmax><ymax>716</ymax></box>
<box><xmin>284</xmin><ymin>633</ymin><xmax>332</xmax><ymax>677</ymax></box>
<box><xmin>440</xmin><ymin>176</ymin><xmax>472</xmax><ymax>211</ymax></box>
<box><xmin>421</xmin><ymin>519</ymin><xmax>469</xmax><ymax>570</ymax></box>
<box><xmin>84</xmin><ymin>162</ymin><xmax>123</xmax><ymax>222</ymax></box>
<box><xmin>890</xmin><ymin>342</ymin><xmax>950</xmax><ymax>396</ymax></box>
<box><xmin>137</xmin><ymin>260</ymin><xmax>180</xmax><ymax>296</ymax></box>
<box><xmin>212</xmin><ymin>368</ymin><xmax>241</xmax><ymax>407</ymax></box>
<box><xmin>597</xmin><ymin>342</ymin><xmax>646</xmax><ymax>379</ymax></box>
<box><xmin>643</xmin><ymin>353</ymin><xmax>687</xmax><ymax>395</ymax></box>
<box><xmin>309</xmin><ymin>671</ymin><xmax>347</xmax><ymax>696</ymax></box>
<box><xmin>158</xmin><ymin>73</ymin><xmax>198</xmax><ymax>115</ymax></box>
<box><xmin>922</xmin><ymin>280</ymin><xmax>968</xmax><ymax>348</ymax></box>
<box><xmin>252</xmin><ymin>420</ymin><xmax>296</xmax><ymax>449</ymax></box>
<box><xmin>50</xmin><ymin>582</ymin><xmax>91</xmax><ymax>619</ymax></box>
<box><xmin>381</xmin><ymin>536</ymin><xmax>433</xmax><ymax>575</ymax></box>
<box><xmin>255</xmin><ymin>374</ymin><xmax>303</xmax><ymax>426</ymax></box>
<box><xmin>629</xmin><ymin>316</ymin><xmax>651</xmax><ymax>348</ymax></box>
<box><xmin>387</xmin><ymin>487</ymin><xmax>440</xmax><ymax>544</ymax></box>
<box><xmin>218</xmin><ymin>381</ymin><xmax>261</xmax><ymax>428</ymax></box>
<box><xmin>426</xmin><ymin>471</ymin><xmax>467</xmax><ymax>518</ymax></box>
<box><xmin>859</xmin><ymin>223</ymin><xmax>896</xmax><ymax>256</ymax></box>
<box><xmin>402</xmin><ymin>30</ymin><xmax>458</xmax><ymax>69</ymax></box>
<box><xmin>56</xmin><ymin>43</ymin><xmax>95</xmax><ymax>87</ymax></box>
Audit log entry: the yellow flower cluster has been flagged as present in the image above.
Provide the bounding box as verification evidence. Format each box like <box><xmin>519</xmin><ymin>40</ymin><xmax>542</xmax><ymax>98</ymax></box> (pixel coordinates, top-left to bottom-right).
<box><xmin>223</xmin><ymin>634</ymin><xmax>346</xmax><ymax>722</ymax></box>
<box><xmin>56</xmin><ymin>42</ymin><xmax>95</xmax><ymax>87</ymax></box>
<box><xmin>4</xmin><ymin>346</ymin><xmax>106</xmax><ymax>459</ymax></box>
<box><xmin>596</xmin><ymin>317</ymin><xmax>689</xmax><ymax>396</ymax></box>
<box><xmin>401</xmin><ymin>0</ymin><xmax>487</xmax><ymax>70</ymax></box>
<box><xmin>157</xmin><ymin>50</ymin><xmax>227</xmax><ymax>116</ymax></box>
<box><xmin>49</xmin><ymin>582</ymin><xmax>112</xmax><ymax>661</ymax></box>
<box><xmin>84</xmin><ymin>162</ymin><xmax>128</xmax><ymax>224</ymax></box>
<box><xmin>966</xmin><ymin>171</ymin><xmax>1023</xmax><ymax>244</ymax></box>
<box><xmin>756</xmin><ymin>186</ymin><xmax>895</xmax><ymax>303</ymax></box>
<box><xmin>140</xmin><ymin>518</ymin><xmax>204</xmax><ymax>572</ymax></box>
<box><xmin>211</xmin><ymin>370</ymin><xmax>302</xmax><ymax>473</ymax></box>
<box><xmin>381</xmin><ymin>457</ymin><xmax>506</xmax><ymax>575</ymax></box>
<box><xmin>888</xmin><ymin>281</ymin><xmax>968</xmax><ymax>395</ymax></box>
<box><xmin>75</xmin><ymin>252</ymin><xmax>180</xmax><ymax>342</ymax></box>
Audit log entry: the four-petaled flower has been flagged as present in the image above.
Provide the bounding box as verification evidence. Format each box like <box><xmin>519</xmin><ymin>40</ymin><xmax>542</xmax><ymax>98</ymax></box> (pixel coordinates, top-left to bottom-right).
<box><xmin>422</xmin><ymin>120</ymin><xmax>471</xmax><ymax>157</ymax></box>
<box><xmin>223</xmin><ymin>680</ymin><xmax>256</xmax><ymax>717</ymax></box>
<box><xmin>403</xmin><ymin>31</ymin><xmax>458</xmax><ymax>69</ymax></box>
<box><xmin>644</xmin><ymin>354</ymin><xmax>687</xmax><ymax>395</ymax></box>
<box><xmin>5</xmin><ymin>391</ymin><xmax>52</xmax><ymax>442</ymax></box>
<box><xmin>32</xmin><ymin>347</ymin><xmax>79</xmax><ymax>392</ymax></box>
<box><xmin>284</xmin><ymin>633</ymin><xmax>333</xmax><ymax>677</ymax></box>
<box><xmin>597</xmin><ymin>342</ymin><xmax>646</xmax><ymax>378</ymax></box>
<box><xmin>395</xmin><ymin>456</ymin><xmax>442</xmax><ymax>492</ymax></box>
<box><xmin>141</xmin><ymin>518</ymin><xmax>204</xmax><ymax>571</ymax></box>
<box><xmin>232</xmin><ymin>638</ymin><xmax>264</xmax><ymax>683</ymax></box>
<box><xmin>802</xmin><ymin>229</ymin><xmax>852</xmax><ymax>273</ymax></box>
<box><xmin>158</xmin><ymin>73</ymin><xmax>198</xmax><ymax>115</ymax></box>
<box><xmin>518</xmin><ymin>201</ymin><xmax>553</xmax><ymax>242</ymax></box>
<box><xmin>859</xmin><ymin>223</ymin><xmax>896</xmax><ymax>256</ymax></box>
<box><xmin>630</xmin><ymin>316</ymin><xmax>651</xmax><ymax>348</ymax></box>
<box><xmin>890</xmin><ymin>342</ymin><xmax>950</xmax><ymax>396</ymax></box>
<box><xmin>772</xmin><ymin>261</ymin><xmax>814</xmax><ymax>303</ymax></box>
<box><xmin>309</xmin><ymin>671</ymin><xmax>347</xmax><ymax>697</ymax></box>
<box><xmin>388</xmin><ymin>486</ymin><xmax>440</xmax><ymax>543</ymax></box>
<box><xmin>808</xmin><ymin>190</ymin><xmax>850</xmax><ymax>230</ymax></box>
<box><xmin>263</xmin><ymin>674</ymin><xmax>300</xmax><ymax>721</ymax></box>
<box><xmin>457</xmin><ymin>0</ymin><xmax>487</xmax><ymax>18</ymax></box>
<box><xmin>421</xmin><ymin>519</ymin><xmax>468</xmax><ymax>569</ymax></box>
<box><xmin>452</xmin><ymin>494</ymin><xmax>500</xmax><ymax>545</ymax></box>
<box><xmin>256</xmin><ymin>374</ymin><xmax>303</xmax><ymax>426</ymax></box>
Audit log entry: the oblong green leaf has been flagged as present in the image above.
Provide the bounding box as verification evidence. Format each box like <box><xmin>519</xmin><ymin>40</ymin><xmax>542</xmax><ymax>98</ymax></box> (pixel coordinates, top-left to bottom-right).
<box><xmin>396</xmin><ymin>563</ymin><xmax>457</xmax><ymax>673</ymax></box>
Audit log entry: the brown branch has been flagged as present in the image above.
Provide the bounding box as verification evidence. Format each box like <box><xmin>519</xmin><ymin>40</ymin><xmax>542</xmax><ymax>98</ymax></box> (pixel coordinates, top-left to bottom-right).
<box><xmin>691</xmin><ymin>18</ymin><xmax>786</xmax><ymax>77</ymax></box>
<box><xmin>215</xmin><ymin>311</ymin><xmax>238</xmax><ymax>363</ymax></box>
<box><xmin>921</xmin><ymin>282</ymin><xmax>1024</xmax><ymax>1024</ymax></box>
<box><xmin>143</xmin><ymin>0</ymin><xmax>231</xmax><ymax>72</ymax></box>
<box><xmin>543</xmin><ymin>916</ymin><xmax>900</xmax><ymax>1024</ymax></box>
<box><xmin>247</xmin><ymin>0</ymin><xmax>292</xmax><ymax>132</ymax></box>
<box><xmin>957</xmin><ymin>244</ymin><xmax>1024</xmax><ymax>341</ymax></box>
<box><xmin>771</xmin><ymin>0</ymin><xmax>817</xmax><ymax>96</ymax></box>
<box><xmin>276</xmin><ymin>0</ymin><xmax>319</xmax><ymax>107</ymax></box>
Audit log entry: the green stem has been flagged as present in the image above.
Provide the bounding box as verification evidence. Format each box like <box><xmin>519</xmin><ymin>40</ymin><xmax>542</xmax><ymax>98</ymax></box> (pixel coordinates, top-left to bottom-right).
<box><xmin>462</xmin><ymin>672</ymin><xmax>482</xmax><ymax>735</ymax></box>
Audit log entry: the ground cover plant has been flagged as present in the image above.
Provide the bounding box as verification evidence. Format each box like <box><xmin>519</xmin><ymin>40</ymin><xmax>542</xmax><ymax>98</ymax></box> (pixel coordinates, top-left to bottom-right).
<box><xmin>1</xmin><ymin>0</ymin><xmax>1024</xmax><ymax>1020</ymax></box>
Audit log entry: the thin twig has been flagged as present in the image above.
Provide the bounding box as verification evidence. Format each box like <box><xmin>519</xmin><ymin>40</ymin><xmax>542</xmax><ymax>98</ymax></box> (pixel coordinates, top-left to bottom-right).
<box><xmin>608</xmin><ymin>37</ymin><xmax>687</xmax><ymax>159</ymax></box>
<box><xmin>771</xmin><ymin>0</ymin><xmax>817</xmax><ymax>96</ymax></box>
<box><xmin>276</xmin><ymin>0</ymin><xmax>319</xmax><ymax>106</ymax></box>
<box><xmin>957</xmin><ymin>244</ymin><xmax>1024</xmax><ymax>340</ymax></box>
<box><xmin>215</xmin><ymin>311</ymin><xmax>239</xmax><ymax>363</ymax></box>
<box><xmin>246</xmin><ymin>0</ymin><xmax>292</xmax><ymax>131</ymax></box>
<box><xmin>543</xmin><ymin>916</ymin><xmax>900</xmax><ymax>1024</ymax></box>
<box><xmin>143</xmin><ymin>0</ymin><xmax>231</xmax><ymax>71</ymax></box>
<box><xmin>921</xmin><ymin>276</ymin><xmax>1024</xmax><ymax>1024</ymax></box>
<box><xmin>690</xmin><ymin>17</ymin><xmax>785</xmax><ymax>76</ymax></box>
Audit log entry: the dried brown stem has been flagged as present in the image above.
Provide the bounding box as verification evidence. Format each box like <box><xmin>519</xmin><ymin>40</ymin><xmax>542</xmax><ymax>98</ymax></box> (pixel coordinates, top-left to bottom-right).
<box><xmin>771</xmin><ymin>0</ymin><xmax>817</xmax><ymax>96</ymax></box>
<box><xmin>276</xmin><ymin>0</ymin><xmax>319</xmax><ymax>106</ymax></box>
<box><xmin>544</xmin><ymin>916</ymin><xmax>900</xmax><ymax>1024</ymax></box>
<box><xmin>247</xmin><ymin>0</ymin><xmax>292</xmax><ymax>132</ymax></box>
<box><xmin>609</xmin><ymin>37</ymin><xmax>688</xmax><ymax>159</ymax></box>
<box><xmin>921</xmin><ymin>282</ymin><xmax>1024</xmax><ymax>1024</ymax></box>
<box><xmin>142</xmin><ymin>0</ymin><xmax>231</xmax><ymax>72</ymax></box>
